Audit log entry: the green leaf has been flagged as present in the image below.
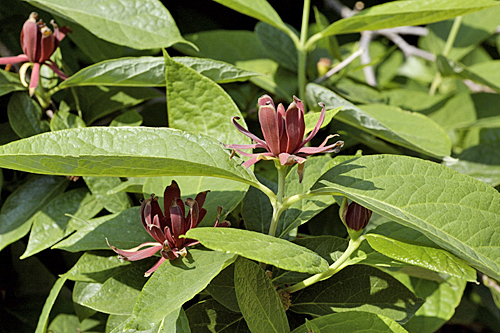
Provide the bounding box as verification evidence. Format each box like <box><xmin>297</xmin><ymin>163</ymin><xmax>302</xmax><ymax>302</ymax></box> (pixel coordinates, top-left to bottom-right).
<box><xmin>110</xmin><ymin>110</ymin><xmax>143</xmax><ymax>127</ymax></box>
<box><xmin>66</xmin><ymin>251</ymin><xmax>131</xmax><ymax>283</ymax></box>
<box><xmin>211</xmin><ymin>0</ymin><xmax>292</xmax><ymax>37</ymax></box>
<box><xmin>25</xmin><ymin>0</ymin><xmax>193</xmax><ymax>50</ymax></box>
<box><xmin>306</xmin><ymin>83</ymin><xmax>451</xmax><ymax>158</ymax></box>
<box><xmin>186</xmin><ymin>299</ymin><xmax>249</xmax><ymax>332</ymax></box>
<box><xmin>241</xmin><ymin>185</ymin><xmax>273</xmax><ymax>234</ymax></box>
<box><xmin>84</xmin><ymin>177</ymin><xmax>132</xmax><ymax>213</ymax></box>
<box><xmin>107</xmin><ymin>177</ymin><xmax>147</xmax><ymax>194</ymax></box>
<box><xmin>290</xmin><ymin>265</ymin><xmax>423</xmax><ymax>324</ymax></box>
<box><xmin>165</xmin><ymin>52</ymin><xmax>250</xmax><ymax>145</ymax></box>
<box><xmin>59</xmin><ymin>57</ymin><xmax>259</xmax><ymax>88</ymax></box>
<box><xmin>47</xmin><ymin>314</ymin><xmax>102</xmax><ymax>333</ymax></box>
<box><xmin>143</xmin><ymin>176</ymin><xmax>248</xmax><ymax>228</ymax></box>
<box><xmin>291</xmin><ymin>311</ymin><xmax>409</xmax><ymax>333</ymax></box>
<box><xmin>443</xmin><ymin>145</ymin><xmax>500</xmax><ymax>187</ymax></box>
<box><xmin>255</xmin><ymin>22</ymin><xmax>297</xmax><ymax>72</ymax></box>
<box><xmin>317</xmin><ymin>0</ymin><xmax>499</xmax><ymax>38</ymax></box>
<box><xmin>206</xmin><ymin>264</ymin><xmax>240</xmax><ymax>313</ymax></box>
<box><xmin>311</xmin><ymin>154</ymin><xmax>500</xmax><ymax>281</ymax></box>
<box><xmin>21</xmin><ymin>188</ymin><xmax>103</xmax><ymax>258</ymax></box>
<box><xmin>234</xmin><ymin>257</ymin><xmax>289</xmax><ymax>333</ymax></box>
<box><xmin>53</xmin><ymin>207</ymin><xmax>150</xmax><ymax>252</ymax></box>
<box><xmin>50</xmin><ymin>110</ymin><xmax>86</xmax><ymax>131</ymax></box>
<box><xmin>0</xmin><ymin>127</ymin><xmax>259</xmax><ymax>188</ymax></box>
<box><xmin>0</xmin><ymin>175</ymin><xmax>68</xmax><ymax>251</ymax></box>
<box><xmin>185</xmin><ymin>228</ymin><xmax>329</xmax><ymax>274</ymax></box>
<box><xmin>303</xmin><ymin>107</ymin><xmax>341</xmax><ymax>135</ymax></box>
<box><xmin>0</xmin><ymin>69</ymin><xmax>26</xmax><ymax>96</ymax></box>
<box><xmin>365</xmin><ymin>234</ymin><xmax>476</xmax><ymax>281</ymax></box>
<box><xmin>8</xmin><ymin>92</ymin><xmax>50</xmax><ymax>138</ymax></box>
<box><xmin>127</xmin><ymin>248</ymin><xmax>235</xmax><ymax>329</ymax></box>
<box><xmin>34</xmin><ymin>275</ymin><xmax>69</xmax><ymax>333</ymax></box>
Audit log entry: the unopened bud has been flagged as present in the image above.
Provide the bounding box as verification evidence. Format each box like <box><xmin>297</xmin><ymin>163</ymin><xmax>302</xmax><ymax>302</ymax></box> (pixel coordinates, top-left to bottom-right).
<box><xmin>317</xmin><ymin>58</ymin><xmax>331</xmax><ymax>77</ymax></box>
<box><xmin>342</xmin><ymin>201</ymin><xmax>372</xmax><ymax>231</ymax></box>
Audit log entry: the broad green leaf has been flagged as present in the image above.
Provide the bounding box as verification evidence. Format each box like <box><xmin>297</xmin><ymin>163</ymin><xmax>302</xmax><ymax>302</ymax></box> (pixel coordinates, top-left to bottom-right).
<box><xmin>84</xmin><ymin>177</ymin><xmax>132</xmax><ymax>213</ymax></box>
<box><xmin>443</xmin><ymin>145</ymin><xmax>500</xmax><ymax>187</ymax></box>
<box><xmin>313</xmin><ymin>7</ymin><xmax>342</xmax><ymax>61</ymax></box>
<box><xmin>306</xmin><ymin>83</ymin><xmax>451</xmax><ymax>158</ymax></box>
<box><xmin>25</xmin><ymin>0</ymin><xmax>192</xmax><ymax>50</ymax></box>
<box><xmin>74</xmin><ymin>86</ymin><xmax>163</xmax><ymax>124</ymax></box>
<box><xmin>364</xmin><ymin>234</ymin><xmax>476</xmax><ymax>281</ymax></box>
<box><xmin>186</xmin><ymin>299</ymin><xmax>249</xmax><ymax>332</ymax></box>
<box><xmin>54</xmin><ymin>207</ymin><xmax>150</xmax><ymax>252</ymax></box>
<box><xmin>47</xmin><ymin>314</ymin><xmax>102</xmax><ymax>333</ymax></box>
<box><xmin>234</xmin><ymin>258</ymin><xmax>289</xmax><ymax>333</ymax></box>
<box><xmin>0</xmin><ymin>176</ymin><xmax>68</xmax><ymax>251</ymax></box>
<box><xmin>127</xmin><ymin>249</ymin><xmax>235</xmax><ymax>329</ymax></box>
<box><xmin>468</xmin><ymin>60</ymin><xmax>500</xmax><ymax>92</ymax></box>
<box><xmin>165</xmin><ymin>52</ymin><xmax>250</xmax><ymax>145</ymax></box>
<box><xmin>143</xmin><ymin>176</ymin><xmax>248</xmax><ymax>228</ymax></box>
<box><xmin>34</xmin><ymin>275</ymin><xmax>69</xmax><ymax>333</ymax></box>
<box><xmin>291</xmin><ymin>311</ymin><xmax>409</xmax><ymax>333</ymax></box>
<box><xmin>59</xmin><ymin>57</ymin><xmax>259</xmax><ymax>88</ymax></box>
<box><xmin>50</xmin><ymin>110</ymin><xmax>86</xmax><ymax>131</ymax></box>
<box><xmin>0</xmin><ymin>127</ymin><xmax>259</xmax><ymax>187</ymax></box>
<box><xmin>67</xmin><ymin>251</ymin><xmax>131</xmax><ymax>283</ymax></box>
<box><xmin>241</xmin><ymin>185</ymin><xmax>273</xmax><ymax>234</ymax></box>
<box><xmin>21</xmin><ymin>188</ymin><xmax>103</xmax><ymax>258</ymax></box>
<box><xmin>110</xmin><ymin>110</ymin><xmax>143</xmax><ymax>127</ymax></box>
<box><xmin>185</xmin><ymin>228</ymin><xmax>329</xmax><ymax>274</ymax></box>
<box><xmin>424</xmin><ymin>6</ymin><xmax>500</xmax><ymax>61</ymax></box>
<box><xmin>255</xmin><ymin>22</ymin><xmax>297</xmax><ymax>72</ymax></box>
<box><xmin>392</xmin><ymin>273</ymin><xmax>467</xmax><ymax>333</ymax></box>
<box><xmin>8</xmin><ymin>92</ymin><xmax>50</xmax><ymax>138</ymax></box>
<box><xmin>212</xmin><ymin>0</ymin><xmax>291</xmax><ymax>37</ymax></box>
<box><xmin>206</xmin><ymin>264</ymin><xmax>240</xmax><ymax>313</ymax></box>
<box><xmin>317</xmin><ymin>0</ymin><xmax>499</xmax><ymax>38</ymax></box>
<box><xmin>109</xmin><ymin>309</ymin><xmax>191</xmax><ymax>333</ymax></box>
<box><xmin>311</xmin><ymin>154</ymin><xmax>500</xmax><ymax>281</ymax></box>
<box><xmin>290</xmin><ymin>265</ymin><xmax>423</xmax><ymax>324</ymax></box>
<box><xmin>303</xmin><ymin>107</ymin><xmax>341</xmax><ymax>135</ymax></box>
<box><xmin>0</xmin><ymin>69</ymin><xmax>26</xmax><ymax>96</ymax></box>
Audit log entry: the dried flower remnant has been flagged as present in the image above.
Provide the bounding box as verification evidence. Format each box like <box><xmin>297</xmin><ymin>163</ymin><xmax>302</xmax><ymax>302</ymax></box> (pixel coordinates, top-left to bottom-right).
<box><xmin>108</xmin><ymin>181</ymin><xmax>230</xmax><ymax>277</ymax></box>
<box><xmin>0</xmin><ymin>12</ymin><xmax>70</xmax><ymax>95</ymax></box>
<box><xmin>224</xmin><ymin>95</ymin><xmax>343</xmax><ymax>182</ymax></box>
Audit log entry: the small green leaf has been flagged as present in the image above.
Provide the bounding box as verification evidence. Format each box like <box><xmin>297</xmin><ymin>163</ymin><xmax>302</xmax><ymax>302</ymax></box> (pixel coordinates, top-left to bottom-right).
<box><xmin>0</xmin><ymin>175</ymin><xmax>68</xmax><ymax>251</ymax></box>
<box><xmin>255</xmin><ymin>22</ymin><xmax>298</xmax><ymax>72</ymax></box>
<box><xmin>318</xmin><ymin>0</ymin><xmax>499</xmax><ymax>38</ymax></box>
<box><xmin>84</xmin><ymin>177</ymin><xmax>132</xmax><ymax>213</ymax></box>
<box><xmin>35</xmin><ymin>275</ymin><xmax>69</xmax><ymax>333</ymax></box>
<box><xmin>241</xmin><ymin>185</ymin><xmax>273</xmax><ymax>234</ymax></box>
<box><xmin>312</xmin><ymin>154</ymin><xmax>500</xmax><ymax>281</ymax></box>
<box><xmin>8</xmin><ymin>92</ymin><xmax>50</xmax><ymax>138</ymax></box>
<box><xmin>66</xmin><ymin>251</ymin><xmax>131</xmax><ymax>283</ymax></box>
<box><xmin>0</xmin><ymin>69</ymin><xmax>26</xmax><ymax>96</ymax></box>
<box><xmin>185</xmin><ymin>228</ymin><xmax>329</xmax><ymax>274</ymax></box>
<box><xmin>128</xmin><ymin>248</ymin><xmax>235</xmax><ymax>328</ymax></box>
<box><xmin>290</xmin><ymin>265</ymin><xmax>423</xmax><ymax>324</ymax></box>
<box><xmin>165</xmin><ymin>51</ymin><xmax>250</xmax><ymax>145</ymax></box>
<box><xmin>235</xmin><ymin>257</ymin><xmax>289</xmax><ymax>333</ymax></box>
<box><xmin>110</xmin><ymin>110</ymin><xmax>143</xmax><ymax>127</ymax></box>
<box><xmin>50</xmin><ymin>110</ymin><xmax>86</xmax><ymax>131</ymax></box>
<box><xmin>26</xmin><ymin>0</ymin><xmax>193</xmax><ymax>50</ymax></box>
<box><xmin>306</xmin><ymin>83</ymin><xmax>451</xmax><ymax>158</ymax></box>
<box><xmin>186</xmin><ymin>299</ymin><xmax>248</xmax><ymax>332</ymax></box>
<box><xmin>206</xmin><ymin>264</ymin><xmax>240</xmax><ymax>313</ymax></box>
<box><xmin>365</xmin><ymin>234</ymin><xmax>477</xmax><ymax>281</ymax></box>
<box><xmin>0</xmin><ymin>127</ymin><xmax>259</xmax><ymax>187</ymax></box>
<box><xmin>291</xmin><ymin>311</ymin><xmax>409</xmax><ymax>333</ymax></box>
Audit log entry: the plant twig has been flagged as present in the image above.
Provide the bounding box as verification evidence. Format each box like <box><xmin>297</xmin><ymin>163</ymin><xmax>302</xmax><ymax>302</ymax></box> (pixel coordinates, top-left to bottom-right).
<box><xmin>315</xmin><ymin>47</ymin><xmax>364</xmax><ymax>83</ymax></box>
<box><xmin>359</xmin><ymin>31</ymin><xmax>377</xmax><ymax>86</ymax></box>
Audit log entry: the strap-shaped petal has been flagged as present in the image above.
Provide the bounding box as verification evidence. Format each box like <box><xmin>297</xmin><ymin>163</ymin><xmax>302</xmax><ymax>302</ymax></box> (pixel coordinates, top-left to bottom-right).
<box><xmin>185</xmin><ymin>198</ymin><xmax>199</xmax><ymax>231</ymax></box>
<box><xmin>170</xmin><ymin>199</ymin><xmax>185</xmax><ymax>246</ymax></box>
<box><xmin>299</xmin><ymin>102</ymin><xmax>327</xmax><ymax>149</ymax></box>
<box><xmin>259</xmin><ymin>105</ymin><xmax>281</xmax><ymax>155</ymax></box>
<box><xmin>28</xmin><ymin>62</ymin><xmax>40</xmax><ymax>96</ymax></box>
<box><xmin>231</xmin><ymin>116</ymin><xmax>269</xmax><ymax>150</ymax></box>
<box><xmin>284</xmin><ymin>103</ymin><xmax>304</xmax><ymax>153</ymax></box>
<box><xmin>144</xmin><ymin>257</ymin><xmax>167</xmax><ymax>277</ymax></box>
<box><xmin>21</xmin><ymin>13</ymin><xmax>41</xmax><ymax>62</ymax></box>
<box><xmin>258</xmin><ymin>94</ymin><xmax>275</xmax><ymax>108</ymax></box>
<box><xmin>108</xmin><ymin>241</ymin><xmax>162</xmax><ymax>261</ymax></box>
<box><xmin>164</xmin><ymin>180</ymin><xmax>181</xmax><ymax>215</ymax></box>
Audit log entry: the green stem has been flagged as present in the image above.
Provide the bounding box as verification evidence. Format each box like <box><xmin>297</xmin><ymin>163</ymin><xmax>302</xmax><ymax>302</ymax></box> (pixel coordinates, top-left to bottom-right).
<box><xmin>429</xmin><ymin>16</ymin><xmax>463</xmax><ymax>96</ymax></box>
<box><xmin>297</xmin><ymin>0</ymin><xmax>311</xmax><ymax>101</ymax></box>
<box><xmin>282</xmin><ymin>236</ymin><xmax>365</xmax><ymax>293</ymax></box>
<box><xmin>268</xmin><ymin>162</ymin><xmax>288</xmax><ymax>237</ymax></box>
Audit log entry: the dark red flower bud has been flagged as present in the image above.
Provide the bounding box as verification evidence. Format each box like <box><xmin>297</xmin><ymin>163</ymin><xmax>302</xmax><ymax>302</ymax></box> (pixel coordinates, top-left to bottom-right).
<box><xmin>342</xmin><ymin>202</ymin><xmax>372</xmax><ymax>231</ymax></box>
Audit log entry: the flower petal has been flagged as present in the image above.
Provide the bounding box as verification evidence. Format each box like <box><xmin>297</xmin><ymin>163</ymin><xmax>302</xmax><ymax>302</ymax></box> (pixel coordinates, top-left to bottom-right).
<box><xmin>44</xmin><ymin>61</ymin><xmax>68</xmax><ymax>80</ymax></box>
<box><xmin>144</xmin><ymin>257</ymin><xmax>167</xmax><ymax>277</ymax></box>
<box><xmin>28</xmin><ymin>62</ymin><xmax>40</xmax><ymax>96</ymax></box>
<box><xmin>0</xmin><ymin>55</ymin><xmax>30</xmax><ymax>65</ymax></box>
<box><xmin>170</xmin><ymin>199</ymin><xmax>185</xmax><ymax>246</ymax></box>
<box><xmin>299</xmin><ymin>102</ymin><xmax>326</xmax><ymax>149</ymax></box>
<box><xmin>147</xmin><ymin>215</ymin><xmax>167</xmax><ymax>244</ymax></box>
<box><xmin>259</xmin><ymin>105</ymin><xmax>281</xmax><ymax>156</ymax></box>
<box><xmin>108</xmin><ymin>242</ymin><xmax>162</xmax><ymax>261</ymax></box>
<box><xmin>230</xmin><ymin>116</ymin><xmax>269</xmax><ymax>150</ymax></box>
<box><xmin>284</xmin><ymin>102</ymin><xmax>305</xmax><ymax>153</ymax></box>
<box><xmin>185</xmin><ymin>198</ymin><xmax>199</xmax><ymax>231</ymax></box>
<box><xmin>21</xmin><ymin>13</ymin><xmax>41</xmax><ymax>62</ymax></box>
<box><xmin>258</xmin><ymin>94</ymin><xmax>274</xmax><ymax>108</ymax></box>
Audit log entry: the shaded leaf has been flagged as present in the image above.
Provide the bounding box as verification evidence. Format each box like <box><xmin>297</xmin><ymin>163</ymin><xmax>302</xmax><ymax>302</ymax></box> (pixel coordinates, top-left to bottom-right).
<box><xmin>255</xmin><ymin>22</ymin><xmax>297</xmax><ymax>72</ymax></box>
<box><xmin>34</xmin><ymin>275</ymin><xmax>69</xmax><ymax>333</ymax></box>
<box><xmin>206</xmin><ymin>264</ymin><xmax>240</xmax><ymax>313</ymax></box>
<box><xmin>0</xmin><ymin>69</ymin><xmax>26</xmax><ymax>96</ymax></box>
<box><xmin>84</xmin><ymin>176</ymin><xmax>132</xmax><ymax>213</ymax></box>
<box><xmin>110</xmin><ymin>110</ymin><xmax>143</xmax><ymax>127</ymax></box>
<box><xmin>186</xmin><ymin>299</ymin><xmax>249</xmax><ymax>333</ymax></box>
<box><xmin>8</xmin><ymin>92</ymin><xmax>50</xmax><ymax>138</ymax></box>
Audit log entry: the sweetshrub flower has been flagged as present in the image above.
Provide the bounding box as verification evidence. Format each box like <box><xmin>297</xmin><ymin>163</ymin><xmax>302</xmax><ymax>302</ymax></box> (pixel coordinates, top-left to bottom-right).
<box><xmin>339</xmin><ymin>197</ymin><xmax>373</xmax><ymax>240</ymax></box>
<box><xmin>108</xmin><ymin>181</ymin><xmax>230</xmax><ymax>277</ymax></box>
<box><xmin>224</xmin><ymin>95</ymin><xmax>343</xmax><ymax>182</ymax></box>
<box><xmin>0</xmin><ymin>12</ymin><xmax>70</xmax><ymax>95</ymax></box>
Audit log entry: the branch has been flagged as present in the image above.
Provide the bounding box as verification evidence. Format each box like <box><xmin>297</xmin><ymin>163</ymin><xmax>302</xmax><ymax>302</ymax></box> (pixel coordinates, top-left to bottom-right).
<box><xmin>382</xmin><ymin>31</ymin><xmax>435</xmax><ymax>61</ymax></box>
<box><xmin>359</xmin><ymin>31</ymin><xmax>377</xmax><ymax>86</ymax></box>
<box><xmin>315</xmin><ymin>47</ymin><xmax>364</xmax><ymax>83</ymax></box>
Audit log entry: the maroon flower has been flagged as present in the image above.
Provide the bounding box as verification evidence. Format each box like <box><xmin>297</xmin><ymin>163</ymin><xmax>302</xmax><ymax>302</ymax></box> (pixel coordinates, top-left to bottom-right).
<box><xmin>224</xmin><ymin>95</ymin><xmax>343</xmax><ymax>182</ymax></box>
<box><xmin>342</xmin><ymin>201</ymin><xmax>373</xmax><ymax>231</ymax></box>
<box><xmin>108</xmin><ymin>181</ymin><xmax>230</xmax><ymax>277</ymax></box>
<box><xmin>0</xmin><ymin>12</ymin><xmax>70</xmax><ymax>95</ymax></box>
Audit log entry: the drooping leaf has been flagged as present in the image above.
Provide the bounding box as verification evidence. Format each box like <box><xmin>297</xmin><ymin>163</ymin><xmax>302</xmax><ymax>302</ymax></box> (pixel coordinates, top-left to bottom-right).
<box><xmin>291</xmin><ymin>311</ymin><xmax>409</xmax><ymax>333</ymax></box>
<box><xmin>126</xmin><ymin>248</ymin><xmax>235</xmax><ymax>329</ymax></box>
<box><xmin>206</xmin><ymin>264</ymin><xmax>240</xmax><ymax>313</ymax></box>
<box><xmin>0</xmin><ymin>69</ymin><xmax>26</xmax><ymax>96</ymax></box>
<box><xmin>311</xmin><ymin>154</ymin><xmax>500</xmax><ymax>281</ymax></box>
<box><xmin>234</xmin><ymin>257</ymin><xmax>289</xmax><ymax>333</ymax></box>
<box><xmin>165</xmin><ymin>52</ymin><xmax>250</xmax><ymax>145</ymax></box>
<box><xmin>290</xmin><ymin>265</ymin><xmax>423</xmax><ymax>324</ymax></box>
<box><xmin>0</xmin><ymin>127</ymin><xmax>259</xmax><ymax>187</ymax></box>
<box><xmin>34</xmin><ymin>275</ymin><xmax>69</xmax><ymax>333</ymax></box>
<box><xmin>185</xmin><ymin>228</ymin><xmax>329</xmax><ymax>274</ymax></box>
<box><xmin>59</xmin><ymin>57</ymin><xmax>259</xmax><ymax>88</ymax></box>
<box><xmin>186</xmin><ymin>299</ymin><xmax>249</xmax><ymax>333</ymax></box>
<box><xmin>255</xmin><ymin>22</ymin><xmax>298</xmax><ymax>72</ymax></box>
<box><xmin>306</xmin><ymin>83</ymin><xmax>451</xmax><ymax>158</ymax></box>
<box><xmin>8</xmin><ymin>92</ymin><xmax>50</xmax><ymax>138</ymax></box>
<box><xmin>317</xmin><ymin>0</ymin><xmax>499</xmax><ymax>38</ymax></box>
<box><xmin>25</xmin><ymin>0</ymin><xmax>193</xmax><ymax>50</ymax></box>
<box><xmin>0</xmin><ymin>175</ymin><xmax>68</xmax><ymax>251</ymax></box>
